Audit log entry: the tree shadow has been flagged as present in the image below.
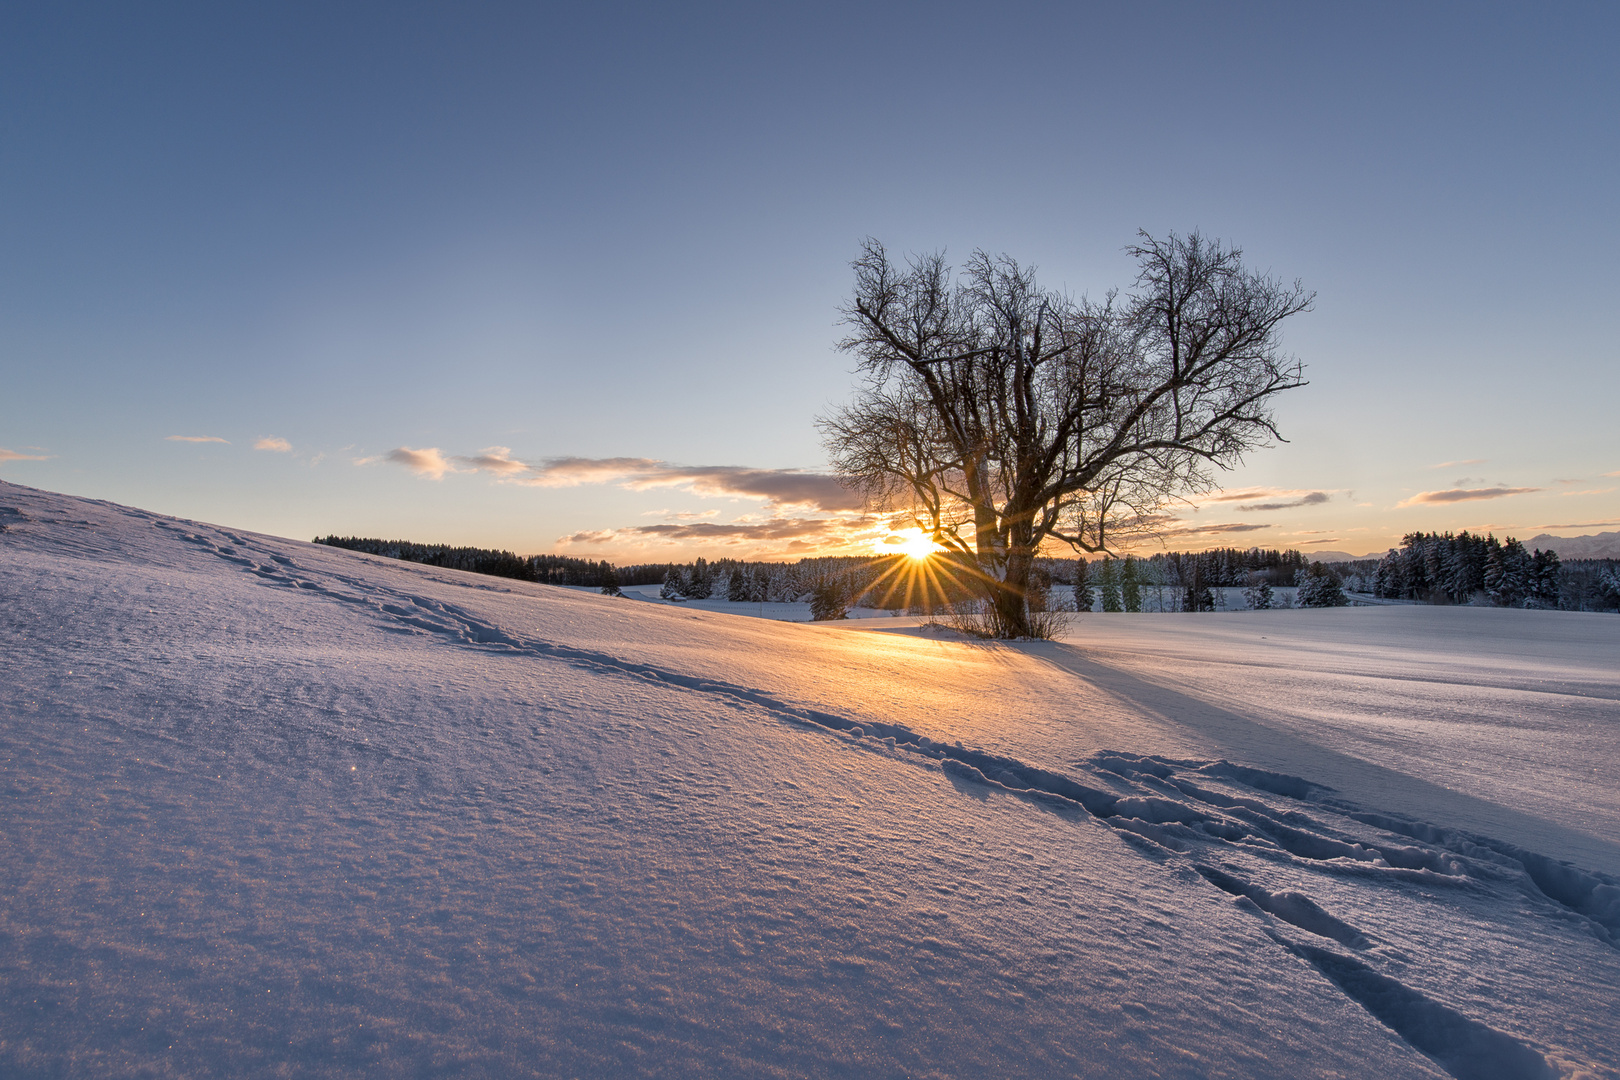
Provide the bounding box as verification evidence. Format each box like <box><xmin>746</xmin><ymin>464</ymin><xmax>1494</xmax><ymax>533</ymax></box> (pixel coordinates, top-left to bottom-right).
<box><xmin>1023</xmin><ymin>641</ymin><xmax>1620</xmax><ymax>878</ymax></box>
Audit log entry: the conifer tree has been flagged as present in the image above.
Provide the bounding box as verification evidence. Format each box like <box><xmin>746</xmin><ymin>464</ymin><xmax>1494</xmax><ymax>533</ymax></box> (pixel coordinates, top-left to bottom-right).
<box><xmin>809</xmin><ymin>578</ymin><xmax>850</xmax><ymax>621</ymax></box>
<box><xmin>1499</xmin><ymin>539</ymin><xmax>1531</xmax><ymax>606</ymax></box>
<box><xmin>660</xmin><ymin>567</ymin><xmax>685</xmax><ymax>600</ymax></box>
<box><xmin>686</xmin><ymin>558</ymin><xmax>713</xmax><ymax>599</ymax></box>
<box><xmin>1244</xmin><ymin>576</ymin><xmax>1274</xmax><ymax>609</ymax></box>
<box><xmin>1072</xmin><ymin>560</ymin><xmax>1095</xmax><ymax>612</ymax></box>
<box><xmin>1121</xmin><ymin>557</ymin><xmax>1142</xmax><ymax>613</ymax></box>
<box><xmin>1100</xmin><ymin>560</ymin><xmax>1123</xmax><ymax>612</ymax></box>
<box><xmin>727</xmin><ymin>564</ymin><xmax>751</xmax><ymax>602</ymax></box>
<box><xmin>1530</xmin><ymin>548</ymin><xmax>1562</xmax><ymax>607</ymax></box>
<box><xmin>1297</xmin><ymin>562</ymin><xmax>1349</xmax><ymax>607</ymax></box>
<box><xmin>599</xmin><ymin>562</ymin><xmax>624</xmax><ymax>597</ymax></box>
<box><xmin>1483</xmin><ymin>544</ymin><xmax>1506</xmax><ymax>603</ymax></box>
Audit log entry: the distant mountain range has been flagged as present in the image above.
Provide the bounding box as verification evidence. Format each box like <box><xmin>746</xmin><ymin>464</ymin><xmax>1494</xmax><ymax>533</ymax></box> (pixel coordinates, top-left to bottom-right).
<box><xmin>1308</xmin><ymin>531</ymin><xmax>1620</xmax><ymax>564</ymax></box>
<box><xmin>1526</xmin><ymin>531</ymin><xmax>1620</xmax><ymax>560</ymax></box>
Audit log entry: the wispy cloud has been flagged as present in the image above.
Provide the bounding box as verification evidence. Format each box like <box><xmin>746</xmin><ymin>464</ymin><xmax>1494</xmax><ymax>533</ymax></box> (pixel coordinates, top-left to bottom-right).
<box><xmin>1146</xmin><ymin>520</ymin><xmax>1270</xmax><ymax>538</ymax></box>
<box><xmin>1195</xmin><ymin>488</ymin><xmax>1332</xmax><ymax>512</ymax></box>
<box><xmin>1236</xmin><ymin>491</ymin><xmax>1330</xmax><ymax>512</ymax></box>
<box><xmin>1300</xmin><ymin>537</ymin><xmax>1345</xmax><ymax>546</ymax></box>
<box><xmin>254</xmin><ymin>436</ymin><xmax>293</xmax><ymax>452</ymax></box>
<box><xmin>560</xmin><ymin>518</ymin><xmax>850</xmax><ymax>546</ymax></box>
<box><xmin>1560</xmin><ymin>487</ymin><xmax>1615</xmax><ymax>496</ymax></box>
<box><xmin>0</xmin><ymin>447</ymin><xmax>51</xmax><ymax>463</ymax></box>
<box><xmin>447</xmin><ymin>450</ymin><xmax>863</xmax><ymax>512</ymax></box>
<box><xmin>457</xmin><ymin>446</ymin><xmax>530</xmax><ymax>476</ymax></box>
<box><xmin>385</xmin><ymin>447</ymin><xmax>457</xmax><ymax>480</ymax></box>
<box><xmin>1398</xmin><ymin>487</ymin><xmax>1540</xmax><ymax>507</ymax></box>
<box><xmin>1538</xmin><ymin>521</ymin><xmax>1620</xmax><ymax>530</ymax></box>
<box><xmin>1429</xmin><ymin>459</ymin><xmax>1485</xmax><ymax>469</ymax></box>
<box><xmin>643</xmin><ymin>509</ymin><xmax>720</xmax><ymax>520</ymax></box>
<box><xmin>166</xmin><ymin>435</ymin><xmax>228</xmax><ymax>444</ymax></box>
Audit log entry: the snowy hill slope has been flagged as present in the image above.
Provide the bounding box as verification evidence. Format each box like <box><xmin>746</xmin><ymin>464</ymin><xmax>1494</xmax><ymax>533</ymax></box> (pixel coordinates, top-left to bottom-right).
<box><xmin>2</xmin><ymin>481</ymin><xmax>1617</xmax><ymax>1079</ymax></box>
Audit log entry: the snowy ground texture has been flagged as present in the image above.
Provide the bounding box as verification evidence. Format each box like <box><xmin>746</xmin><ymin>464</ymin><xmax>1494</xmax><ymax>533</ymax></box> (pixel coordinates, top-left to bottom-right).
<box><xmin>2</xmin><ymin>481</ymin><xmax>1617</xmax><ymax>1080</ymax></box>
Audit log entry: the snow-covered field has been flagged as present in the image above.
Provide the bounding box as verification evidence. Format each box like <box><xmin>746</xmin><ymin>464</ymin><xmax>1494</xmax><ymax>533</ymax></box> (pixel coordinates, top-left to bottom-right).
<box><xmin>2</xmin><ymin>481</ymin><xmax>1616</xmax><ymax>1079</ymax></box>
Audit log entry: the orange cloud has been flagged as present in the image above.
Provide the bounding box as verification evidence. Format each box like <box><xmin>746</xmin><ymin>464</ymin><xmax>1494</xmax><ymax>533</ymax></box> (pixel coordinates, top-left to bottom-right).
<box><xmin>0</xmin><ymin>447</ymin><xmax>50</xmax><ymax>463</ymax></box>
<box><xmin>384</xmin><ymin>447</ymin><xmax>456</xmax><ymax>480</ymax></box>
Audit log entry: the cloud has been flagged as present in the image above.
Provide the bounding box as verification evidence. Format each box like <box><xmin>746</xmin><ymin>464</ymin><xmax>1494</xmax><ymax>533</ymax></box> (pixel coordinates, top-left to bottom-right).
<box><xmin>1235</xmin><ymin>491</ymin><xmax>1330</xmax><ymax>512</ymax></box>
<box><xmin>166</xmin><ymin>435</ymin><xmax>228</xmax><ymax>444</ymax></box>
<box><xmin>1176</xmin><ymin>522</ymin><xmax>1270</xmax><ymax>535</ymax></box>
<box><xmin>1397</xmin><ymin>487</ymin><xmax>1541</xmax><ymax>507</ymax></box>
<box><xmin>514</xmin><ymin>456</ymin><xmax>663</xmax><ymax>486</ymax></box>
<box><xmin>1429</xmin><ymin>459</ymin><xmax>1485</xmax><ymax>469</ymax></box>
<box><xmin>1538</xmin><ymin>521</ymin><xmax>1620</xmax><ymax>530</ymax></box>
<box><xmin>558</xmin><ymin>517</ymin><xmax>855</xmax><ymax>547</ymax></box>
<box><xmin>1560</xmin><ymin>487</ymin><xmax>1616</xmax><ymax>496</ymax></box>
<box><xmin>456</xmin><ymin>446</ymin><xmax>531</xmax><ymax>477</ymax></box>
<box><xmin>1146</xmin><ymin>521</ymin><xmax>1271</xmax><ymax>538</ymax></box>
<box><xmin>1300</xmin><ymin>537</ymin><xmax>1345</xmax><ymax>545</ymax></box>
<box><xmin>1605</xmin><ymin>471</ymin><xmax>1620</xmax><ymax>478</ymax></box>
<box><xmin>254</xmin><ymin>436</ymin><xmax>293</xmax><ymax>452</ymax></box>
<box><xmin>454</xmin><ymin>451</ymin><xmax>863</xmax><ymax>512</ymax></box>
<box><xmin>385</xmin><ymin>447</ymin><xmax>456</xmax><ymax>480</ymax></box>
<box><xmin>1197</xmin><ymin>488</ymin><xmax>1332</xmax><ymax>512</ymax></box>
<box><xmin>643</xmin><ymin>509</ymin><xmax>720</xmax><ymax>520</ymax></box>
<box><xmin>0</xmin><ymin>447</ymin><xmax>50</xmax><ymax>463</ymax></box>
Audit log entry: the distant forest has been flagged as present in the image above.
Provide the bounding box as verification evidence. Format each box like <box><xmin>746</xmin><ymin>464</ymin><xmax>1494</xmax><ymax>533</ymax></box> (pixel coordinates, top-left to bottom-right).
<box><xmin>1334</xmin><ymin>531</ymin><xmax>1619</xmax><ymax>612</ymax></box>
<box><xmin>310</xmin><ymin>537</ymin><xmax>938</xmax><ymax>604</ymax></box>
<box><xmin>314</xmin><ymin>534</ymin><xmax>1620</xmax><ymax>614</ymax></box>
<box><xmin>313</xmin><ymin>536</ymin><xmax>671</xmax><ymax>587</ymax></box>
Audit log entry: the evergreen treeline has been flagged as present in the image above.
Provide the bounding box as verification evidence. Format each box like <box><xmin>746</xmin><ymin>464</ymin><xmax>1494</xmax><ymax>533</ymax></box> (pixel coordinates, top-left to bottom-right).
<box><xmin>659</xmin><ymin>553</ymin><xmax>978</xmax><ymax>616</ymax></box>
<box><xmin>1357</xmin><ymin>532</ymin><xmax>1618</xmax><ymax>611</ymax></box>
<box><xmin>312</xmin><ymin>536</ymin><xmax>672</xmax><ymax>587</ymax></box>
<box><xmin>1369</xmin><ymin>532</ymin><xmax>1559</xmax><ymax>607</ymax></box>
<box><xmin>311</xmin><ymin>537</ymin><xmax>972</xmax><ymax>612</ymax></box>
<box><xmin>1144</xmin><ymin>547</ymin><xmax>1309</xmax><ymax>587</ymax></box>
<box><xmin>1553</xmin><ymin>560</ymin><xmax>1620</xmax><ymax>613</ymax></box>
<box><xmin>1065</xmin><ymin>548</ymin><xmax>1340</xmax><ymax>612</ymax></box>
<box><xmin>315</xmin><ymin>533</ymin><xmax>1620</xmax><ymax>614</ymax></box>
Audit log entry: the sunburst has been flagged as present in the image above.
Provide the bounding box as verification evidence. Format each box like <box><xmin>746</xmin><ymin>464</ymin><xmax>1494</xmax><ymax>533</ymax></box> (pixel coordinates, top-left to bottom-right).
<box><xmin>888</xmin><ymin>528</ymin><xmax>942</xmax><ymax>561</ymax></box>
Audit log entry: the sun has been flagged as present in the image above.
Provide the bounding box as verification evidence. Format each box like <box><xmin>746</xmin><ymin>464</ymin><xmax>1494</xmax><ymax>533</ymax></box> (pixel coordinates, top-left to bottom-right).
<box><xmin>880</xmin><ymin>528</ymin><xmax>943</xmax><ymax>561</ymax></box>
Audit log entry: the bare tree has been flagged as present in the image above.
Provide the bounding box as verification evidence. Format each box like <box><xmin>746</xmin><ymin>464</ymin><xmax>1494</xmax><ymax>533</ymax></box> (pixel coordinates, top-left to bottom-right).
<box><xmin>820</xmin><ymin>231</ymin><xmax>1312</xmax><ymax>638</ymax></box>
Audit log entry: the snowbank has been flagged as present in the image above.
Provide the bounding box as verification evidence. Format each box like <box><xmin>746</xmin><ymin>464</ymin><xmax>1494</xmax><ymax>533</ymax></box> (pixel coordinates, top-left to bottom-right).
<box><xmin>2</xmin><ymin>482</ymin><xmax>1615</xmax><ymax>1078</ymax></box>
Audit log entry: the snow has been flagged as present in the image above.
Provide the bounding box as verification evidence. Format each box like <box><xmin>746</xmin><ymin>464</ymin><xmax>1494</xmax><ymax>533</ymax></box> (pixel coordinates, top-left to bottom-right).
<box><xmin>2</xmin><ymin>481</ymin><xmax>1617</xmax><ymax>1079</ymax></box>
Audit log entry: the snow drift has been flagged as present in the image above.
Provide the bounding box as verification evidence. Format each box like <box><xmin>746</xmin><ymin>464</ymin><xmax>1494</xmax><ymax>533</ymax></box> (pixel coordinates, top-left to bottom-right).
<box><xmin>1</xmin><ymin>482</ymin><xmax>1616</xmax><ymax>1078</ymax></box>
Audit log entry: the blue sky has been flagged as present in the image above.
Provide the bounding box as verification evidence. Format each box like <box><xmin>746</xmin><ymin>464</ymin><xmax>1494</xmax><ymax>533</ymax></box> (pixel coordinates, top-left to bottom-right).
<box><xmin>3</xmin><ymin>2</ymin><xmax>1616</xmax><ymax>560</ymax></box>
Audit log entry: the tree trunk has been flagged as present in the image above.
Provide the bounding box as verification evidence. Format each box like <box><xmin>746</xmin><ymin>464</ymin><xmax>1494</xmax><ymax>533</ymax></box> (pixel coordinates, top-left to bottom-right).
<box><xmin>985</xmin><ymin>517</ymin><xmax>1036</xmax><ymax>638</ymax></box>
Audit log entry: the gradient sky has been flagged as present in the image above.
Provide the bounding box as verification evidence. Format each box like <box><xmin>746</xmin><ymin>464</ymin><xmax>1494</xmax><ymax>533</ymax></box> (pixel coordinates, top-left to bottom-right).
<box><xmin>3</xmin><ymin>2</ymin><xmax>1616</xmax><ymax>561</ymax></box>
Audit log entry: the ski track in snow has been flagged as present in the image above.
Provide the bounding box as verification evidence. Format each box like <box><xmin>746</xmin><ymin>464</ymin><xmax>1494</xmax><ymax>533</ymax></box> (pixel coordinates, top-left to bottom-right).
<box><xmin>3</xmin><ymin>484</ymin><xmax>1618</xmax><ymax>1079</ymax></box>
